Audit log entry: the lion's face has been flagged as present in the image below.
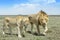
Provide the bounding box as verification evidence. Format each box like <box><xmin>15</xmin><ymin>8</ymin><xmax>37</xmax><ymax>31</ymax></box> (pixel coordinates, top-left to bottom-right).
<box><xmin>40</xmin><ymin>18</ymin><xmax>46</xmax><ymax>24</ymax></box>
<box><xmin>39</xmin><ymin>16</ymin><xmax>48</xmax><ymax>25</ymax></box>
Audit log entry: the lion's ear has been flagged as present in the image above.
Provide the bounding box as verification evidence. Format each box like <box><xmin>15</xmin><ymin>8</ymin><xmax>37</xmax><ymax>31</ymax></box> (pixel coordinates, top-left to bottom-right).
<box><xmin>40</xmin><ymin>10</ymin><xmax>44</xmax><ymax>13</ymax></box>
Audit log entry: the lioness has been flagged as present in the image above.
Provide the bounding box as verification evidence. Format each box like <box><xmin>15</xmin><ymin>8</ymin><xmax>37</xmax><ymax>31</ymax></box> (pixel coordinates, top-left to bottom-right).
<box><xmin>2</xmin><ymin>16</ymin><xmax>30</xmax><ymax>38</ymax></box>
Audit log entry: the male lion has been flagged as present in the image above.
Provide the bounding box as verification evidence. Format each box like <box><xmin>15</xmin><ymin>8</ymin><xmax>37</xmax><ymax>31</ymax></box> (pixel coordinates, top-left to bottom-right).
<box><xmin>2</xmin><ymin>16</ymin><xmax>30</xmax><ymax>38</ymax></box>
<box><xmin>28</xmin><ymin>10</ymin><xmax>49</xmax><ymax>35</ymax></box>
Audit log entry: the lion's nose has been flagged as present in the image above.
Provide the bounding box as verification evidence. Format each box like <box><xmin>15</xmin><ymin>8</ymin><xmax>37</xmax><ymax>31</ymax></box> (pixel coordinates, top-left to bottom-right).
<box><xmin>43</xmin><ymin>23</ymin><xmax>46</xmax><ymax>25</ymax></box>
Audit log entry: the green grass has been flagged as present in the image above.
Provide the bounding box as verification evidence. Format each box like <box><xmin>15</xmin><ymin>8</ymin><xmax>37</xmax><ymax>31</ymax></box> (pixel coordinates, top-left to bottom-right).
<box><xmin>0</xmin><ymin>15</ymin><xmax>60</xmax><ymax>40</ymax></box>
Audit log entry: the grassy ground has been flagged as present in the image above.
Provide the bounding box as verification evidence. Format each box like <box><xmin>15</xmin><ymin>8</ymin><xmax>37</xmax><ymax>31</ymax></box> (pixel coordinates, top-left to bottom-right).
<box><xmin>0</xmin><ymin>15</ymin><xmax>60</xmax><ymax>40</ymax></box>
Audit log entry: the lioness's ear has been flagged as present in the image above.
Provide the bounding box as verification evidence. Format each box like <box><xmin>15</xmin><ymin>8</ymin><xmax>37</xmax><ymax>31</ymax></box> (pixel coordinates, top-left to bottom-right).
<box><xmin>28</xmin><ymin>16</ymin><xmax>32</xmax><ymax>19</ymax></box>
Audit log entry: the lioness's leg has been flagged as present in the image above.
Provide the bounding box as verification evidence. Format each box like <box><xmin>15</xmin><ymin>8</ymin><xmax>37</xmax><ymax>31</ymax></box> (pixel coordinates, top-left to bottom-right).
<box><xmin>17</xmin><ymin>24</ymin><xmax>22</xmax><ymax>38</ymax></box>
<box><xmin>20</xmin><ymin>25</ymin><xmax>25</xmax><ymax>37</ymax></box>
<box><xmin>43</xmin><ymin>24</ymin><xmax>48</xmax><ymax>35</ymax></box>
<box><xmin>30</xmin><ymin>23</ymin><xmax>33</xmax><ymax>34</ymax></box>
<box><xmin>3</xmin><ymin>24</ymin><xmax>5</xmax><ymax>34</ymax></box>
<box><xmin>24</xmin><ymin>24</ymin><xmax>27</xmax><ymax>33</ymax></box>
<box><xmin>8</xmin><ymin>25</ymin><xmax>12</xmax><ymax>34</ymax></box>
<box><xmin>3</xmin><ymin>23</ymin><xmax>8</xmax><ymax>34</ymax></box>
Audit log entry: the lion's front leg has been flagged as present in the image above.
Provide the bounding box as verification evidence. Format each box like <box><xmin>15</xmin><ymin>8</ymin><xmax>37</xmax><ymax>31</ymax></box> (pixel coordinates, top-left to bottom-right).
<box><xmin>43</xmin><ymin>24</ymin><xmax>48</xmax><ymax>35</ymax></box>
<box><xmin>36</xmin><ymin>25</ymin><xmax>40</xmax><ymax>35</ymax></box>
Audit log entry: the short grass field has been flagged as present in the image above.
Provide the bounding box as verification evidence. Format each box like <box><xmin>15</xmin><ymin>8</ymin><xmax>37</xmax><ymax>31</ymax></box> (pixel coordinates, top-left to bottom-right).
<box><xmin>0</xmin><ymin>15</ymin><xmax>60</xmax><ymax>40</ymax></box>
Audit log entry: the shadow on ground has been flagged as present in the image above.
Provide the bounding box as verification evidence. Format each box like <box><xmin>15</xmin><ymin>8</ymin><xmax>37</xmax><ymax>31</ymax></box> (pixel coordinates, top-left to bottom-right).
<box><xmin>5</xmin><ymin>33</ymin><xmax>25</xmax><ymax>37</ymax></box>
<box><xmin>27</xmin><ymin>31</ymin><xmax>45</xmax><ymax>36</ymax></box>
